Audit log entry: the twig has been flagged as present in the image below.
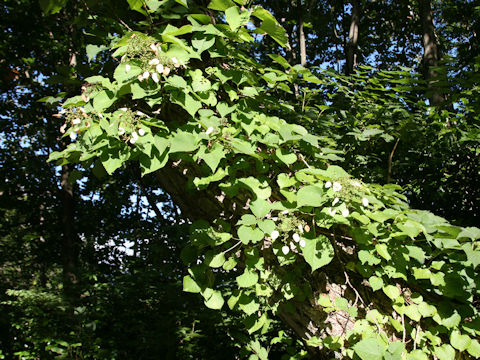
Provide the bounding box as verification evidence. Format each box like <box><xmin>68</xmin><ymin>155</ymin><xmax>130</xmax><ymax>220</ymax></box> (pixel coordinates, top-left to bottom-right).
<box><xmin>223</xmin><ymin>240</ymin><xmax>242</xmax><ymax>254</ymax></box>
<box><xmin>401</xmin><ymin>314</ymin><xmax>406</xmax><ymax>343</ymax></box>
<box><xmin>413</xmin><ymin>324</ymin><xmax>420</xmax><ymax>350</ymax></box>
<box><xmin>299</xmin><ymin>154</ymin><xmax>311</xmax><ymax>168</ymax></box>
<box><xmin>387</xmin><ymin>138</ymin><xmax>400</xmax><ymax>184</ymax></box>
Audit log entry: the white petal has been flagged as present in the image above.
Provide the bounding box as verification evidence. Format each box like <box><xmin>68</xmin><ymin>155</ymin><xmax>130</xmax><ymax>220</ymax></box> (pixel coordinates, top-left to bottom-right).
<box><xmin>299</xmin><ymin>239</ymin><xmax>306</xmax><ymax>248</ymax></box>
<box><xmin>362</xmin><ymin>198</ymin><xmax>369</xmax><ymax>207</ymax></box>
<box><xmin>138</xmin><ymin>128</ymin><xmax>146</xmax><ymax>136</ymax></box>
<box><xmin>292</xmin><ymin>233</ymin><xmax>300</xmax><ymax>242</ymax></box>
<box><xmin>131</xmin><ymin>131</ymin><xmax>139</xmax><ymax>140</ymax></box>
<box><xmin>163</xmin><ymin>67</ymin><xmax>171</xmax><ymax>76</ymax></box>
<box><xmin>281</xmin><ymin>245</ymin><xmax>290</xmax><ymax>255</ymax></box>
<box><xmin>151</xmin><ymin>72</ymin><xmax>159</xmax><ymax>83</ymax></box>
<box><xmin>156</xmin><ymin>63</ymin><xmax>164</xmax><ymax>74</ymax></box>
<box><xmin>325</xmin><ymin>181</ymin><xmax>332</xmax><ymax>188</ymax></box>
<box><xmin>143</xmin><ymin>71</ymin><xmax>150</xmax><ymax>79</ymax></box>
<box><xmin>281</xmin><ymin>210</ymin><xmax>289</xmax><ymax>215</ymax></box>
<box><xmin>332</xmin><ymin>182</ymin><xmax>342</xmax><ymax>191</ymax></box>
<box><xmin>69</xmin><ymin>132</ymin><xmax>77</xmax><ymax>140</ymax></box>
<box><xmin>149</xmin><ymin>43</ymin><xmax>157</xmax><ymax>52</ymax></box>
<box><xmin>129</xmin><ymin>137</ymin><xmax>136</xmax><ymax>144</ymax></box>
<box><xmin>332</xmin><ymin>197</ymin><xmax>339</xmax><ymax>206</ymax></box>
<box><xmin>298</xmin><ymin>224</ymin><xmax>304</xmax><ymax>233</ymax></box>
<box><xmin>72</xmin><ymin>118</ymin><xmax>81</xmax><ymax>125</ymax></box>
<box><xmin>118</xmin><ymin>127</ymin><xmax>125</xmax><ymax>135</ymax></box>
<box><xmin>327</xmin><ymin>207</ymin><xmax>336</xmax><ymax>216</ymax></box>
<box><xmin>149</xmin><ymin>58</ymin><xmax>160</xmax><ymax>65</ymax></box>
<box><xmin>271</xmin><ymin>230</ymin><xmax>279</xmax><ymax>240</ymax></box>
<box><xmin>119</xmin><ymin>107</ymin><xmax>128</xmax><ymax>112</ymax></box>
<box><xmin>125</xmin><ymin>64</ymin><xmax>131</xmax><ymax>73</ymax></box>
<box><xmin>206</xmin><ymin>126</ymin><xmax>214</xmax><ymax>135</ymax></box>
<box><xmin>341</xmin><ymin>208</ymin><xmax>350</xmax><ymax>217</ymax></box>
<box><xmin>171</xmin><ymin>56</ymin><xmax>178</xmax><ymax>64</ymax></box>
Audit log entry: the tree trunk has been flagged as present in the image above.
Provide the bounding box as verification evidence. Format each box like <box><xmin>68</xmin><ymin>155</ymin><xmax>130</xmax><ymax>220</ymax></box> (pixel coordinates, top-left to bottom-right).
<box><xmin>59</xmin><ymin>164</ymin><xmax>79</xmax><ymax>300</ymax></box>
<box><xmin>345</xmin><ymin>0</ymin><xmax>360</xmax><ymax>75</ymax></box>
<box><xmin>418</xmin><ymin>0</ymin><xmax>443</xmax><ymax>105</ymax></box>
<box><xmin>297</xmin><ymin>1</ymin><xmax>307</xmax><ymax>67</ymax></box>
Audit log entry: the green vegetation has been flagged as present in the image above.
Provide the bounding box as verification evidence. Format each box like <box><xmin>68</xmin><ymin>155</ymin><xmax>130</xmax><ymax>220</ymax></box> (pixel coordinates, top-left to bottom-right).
<box><xmin>1</xmin><ymin>0</ymin><xmax>479</xmax><ymax>359</ymax></box>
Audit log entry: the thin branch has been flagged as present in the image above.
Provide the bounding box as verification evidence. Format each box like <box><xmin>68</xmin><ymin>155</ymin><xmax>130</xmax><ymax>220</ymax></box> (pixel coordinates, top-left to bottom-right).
<box><xmin>387</xmin><ymin>137</ymin><xmax>400</xmax><ymax>184</ymax></box>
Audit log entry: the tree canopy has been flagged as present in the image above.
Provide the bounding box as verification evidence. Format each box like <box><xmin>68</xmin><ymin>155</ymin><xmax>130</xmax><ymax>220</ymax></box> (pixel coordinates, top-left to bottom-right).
<box><xmin>1</xmin><ymin>0</ymin><xmax>479</xmax><ymax>359</ymax></box>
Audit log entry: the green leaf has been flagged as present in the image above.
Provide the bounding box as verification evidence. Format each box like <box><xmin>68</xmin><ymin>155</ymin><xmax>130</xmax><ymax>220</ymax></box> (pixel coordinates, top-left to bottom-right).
<box><xmin>406</xmin><ymin>350</ymin><xmax>428</xmax><ymax>360</ymax></box>
<box><xmin>93</xmin><ymin>90</ymin><xmax>115</xmax><ymax>112</ymax></box>
<box><xmin>39</xmin><ymin>0</ymin><xmax>67</xmax><ymax>15</ymax></box>
<box><xmin>140</xmin><ymin>148</ymin><xmax>169</xmax><ymax>176</ymax></box>
<box><xmin>434</xmin><ymin>344</ymin><xmax>455</xmax><ymax>360</ymax></box>
<box><xmin>384</xmin><ymin>341</ymin><xmax>405</xmax><ymax>360</ymax></box>
<box><xmin>450</xmin><ymin>330</ymin><xmax>471</xmax><ymax>351</ymax></box>
<box><xmin>375</xmin><ymin>243</ymin><xmax>391</xmax><ymax>261</ymax></box>
<box><xmin>353</xmin><ymin>337</ymin><xmax>386</xmax><ymax>360</ymax></box>
<box><xmin>301</xmin><ymin>235</ymin><xmax>334</xmax><ymax>272</ymax></box>
<box><xmin>467</xmin><ymin>340</ymin><xmax>480</xmax><ymax>357</ymax></box>
<box><xmin>191</xmin><ymin>34</ymin><xmax>215</xmax><ymax>54</ymax></box>
<box><xmin>275</xmin><ymin>148</ymin><xmax>296</xmax><ymax>165</ymax></box>
<box><xmin>197</xmin><ymin>143</ymin><xmax>225</xmax><ymax>173</ymax></box>
<box><xmin>383</xmin><ymin>285</ymin><xmax>400</xmax><ymax>300</ymax></box>
<box><xmin>205</xmin><ymin>251</ymin><xmax>225</xmax><ymax>268</ymax></box>
<box><xmin>169</xmin><ymin>131</ymin><xmax>199</xmax><ymax>153</ymax></box>
<box><xmin>203</xmin><ymin>289</ymin><xmax>224</xmax><ymax>310</ymax></box>
<box><xmin>183</xmin><ymin>275</ymin><xmax>201</xmax><ymax>293</ymax></box>
<box><xmin>86</xmin><ymin>44</ymin><xmax>108</xmax><ymax>62</ymax></box>
<box><xmin>225</xmin><ymin>6</ymin><xmax>250</xmax><ymax>32</ymax></box>
<box><xmin>297</xmin><ymin>185</ymin><xmax>324</xmax><ymax>207</ymax></box>
<box><xmin>208</xmin><ymin>0</ymin><xmax>235</xmax><ymax>11</ymax></box>
<box><xmin>127</xmin><ymin>0</ymin><xmax>147</xmax><ymax>14</ymax></box>
<box><xmin>238</xmin><ymin>225</ymin><xmax>264</xmax><ymax>245</ymax></box>
<box><xmin>250</xmin><ymin>199</ymin><xmax>271</xmax><ymax>218</ymax></box>
<box><xmin>369</xmin><ymin>276</ymin><xmax>384</xmax><ymax>291</ymax></box>
<box><xmin>252</xmin><ymin>7</ymin><xmax>288</xmax><ymax>47</ymax></box>
<box><xmin>457</xmin><ymin>227</ymin><xmax>480</xmax><ymax>240</ymax></box>
<box><xmin>236</xmin><ymin>268</ymin><xmax>259</xmax><ymax>288</ymax></box>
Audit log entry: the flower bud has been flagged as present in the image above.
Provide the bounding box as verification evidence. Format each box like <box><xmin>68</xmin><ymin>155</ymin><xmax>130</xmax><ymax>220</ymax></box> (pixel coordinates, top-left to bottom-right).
<box><xmin>163</xmin><ymin>67</ymin><xmax>171</xmax><ymax>76</ymax></box>
<box><xmin>299</xmin><ymin>239</ymin><xmax>306</xmax><ymax>248</ymax></box>
<box><xmin>292</xmin><ymin>233</ymin><xmax>300</xmax><ymax>242</ymax></box>
<box><xmin>281</xmin><ymin>245</ymin><xmax>290</xmax><ymax>255</ymax></box>
<box><xmin>206</xmin><ymin>127</ymin><xmax>214</xmax><ymax>135</ymax></box>
<box><xmin>156</xmin><ymin>63</ymin><xmax>164</xmax><ymax>74</ymax></box>
<box><xmin>149</xmin><ymin>58</ymin><xmax>160</xmax><ymax>65</ymax></box>
<box><xmin>362</xmin><ymin>198</ymin><xmax>369</xmax><ymax>207</ymax></box>
<box><xmin>151</xmin><ymin>72</ymin><xmax>159</xmax><ymax>83</ymax></box>
<box><xmin>271</xmin><ymin>230</ymin><xmax>279</xmax><ymax>240</ymax></box>
<box><xmin>138</xmin><ymin>128</ymin><xmax>146</xmax><ymax>136</ymax></box>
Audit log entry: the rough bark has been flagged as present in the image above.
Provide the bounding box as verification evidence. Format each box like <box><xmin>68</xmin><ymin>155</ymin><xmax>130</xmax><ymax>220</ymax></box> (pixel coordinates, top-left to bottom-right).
<box><xmin>419</xmin><ymin>0</ymin><xmax>443</xmax><ymax>105</ymax></box>
<box><xmin>345</xmin><ymin>0</ymin><xmax>360</xmax><ymax>75</ymax></box>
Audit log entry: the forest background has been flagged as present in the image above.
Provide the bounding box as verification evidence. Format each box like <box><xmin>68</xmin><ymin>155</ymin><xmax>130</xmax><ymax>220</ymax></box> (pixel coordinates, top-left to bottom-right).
<box><xmin>0</xmin><ymin>0</ymin><xmax>479</xmax><ymax>359</ymax></box>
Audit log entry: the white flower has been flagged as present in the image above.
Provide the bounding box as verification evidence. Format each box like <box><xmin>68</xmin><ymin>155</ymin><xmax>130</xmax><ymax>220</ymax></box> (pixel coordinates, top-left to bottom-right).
<box><xmin>341</xmin><ymin>208</ymin><xmax>350</xmax><ymax>217</ymax></box>
<box><xmin>125</xmin><ymin>64</ymin><xmax>131</xmax><ymax>73</ymax></box>
<box><xmin>98</xmin><ymin>113</ymin><xmax>103</xmax><ymax>118</ymax></box>
<box><xmin>72</xmin><ymin>118</ymin><xmax>81</xmax><ymax>125</ymax></box>
<box><xmin>142</xmin><ymin>71</ymin><xmax>150</xmax><ymax>80</ymax></box>
<box><xmin>206</xmin><ymin>127</ymin><xmax>214</xmax><ymax>135</ymax></box>
<box><xmin>163</xmin><ymin>67</ymin><xmax>171</xmax><ymax>76</ymax></box>
<box><xmin>69</xmin><ymin>132</ymin><xmax>77</xmax><ymax>140</ymax></box>
<box><xmin>327</xmin><ymin>207</ymin><xmax>337</xmax><ymax>216</ymax></box>
<box><xmin>79</xmin><ymin>107</ymin><xmax>86</xmax><ymax>114</ymax></box>
<box><xmin>298</xmin><ymin>224</ymin><xmax>304</xmax><ymax>233</ymax></box>
<box><xmin>332</xmin><ymin>197</ymin><xmax>340</xmax><ymax>206</ymax></box>
<box><xmin>137</xmin><ymin>74</ymin><xmax>144</xmax><ymax>82</ymax></box>
<box><xmin>136</xmin><ymin>111</ymin><xmax>146</xmax><ymax>116</ymax></box>
<box><xmin>271</xmin><ymin>230</ymin><xmax>279</xmax><ymax>240</ymax></box>
<box><xmin>325</xmin><ymin>181</ymin><xmax>332</xmax><ymax>188</ymax></box>
<box><xmin>281</xmin><ymin>245</ymin><xmax>290</xmax><ymax>255</ymax></box>
<box><xmin>332</xmin><ymin>182</ymin><xmax>342</xmax><ymax>192</ymax></box>
<box><xmin>271</xmin><ymin>217</ymin><xmax>278</xmax><ymax>222</ymax></box>
<box><xmin>156</xmin><ymin>63</ymin><xmax>164</xmax><ymax>74</ymax></box>
<box><xmin>151</xmin><ymin>72</ymin><xmax>159</xmax><ymax>83</ymax></box>
<box><xmin>130</xmin><ymin>131</ymin><xmax>139</xmax><ymax>144</ymax></box>
<box><xmin>292</xmin><ymin>233</ymin><xmax>300</xmax><ymax>242</ymax></box>
<box><xmin>60</xmin><ymin>123</ymin><xmax>67</xmax><ymax>134</ymax></box>
<box><xmin>299</xmin><ymin>239</ymin><xmax>306</xmax><ymax>248</ymax></box>
<box><xmin>362</xmin><ymin>197</ymin><xmax>369</xmax><ymax>207</ymax></box>
<box><xmin>149</xmin><ymin>58</ymin><xmax>160</xmax><ymax>65</ymax></box>
<box><xmin>118</xmin><ymin>127</ymin><xmax>125</xmax><ymax>135</ymax></box>
<box><xmin>171</xmin><ymin>56</ymin><xmax>178</xmax><ymax>64</ymax></box>
<box><xmin>281</xmin><ymin>210</ymin><xmax>289</xmax><ymax>215</ymax></box>
<box><xmin>149</xmin><ymin>43</ymin><xmax>157</xmax><ymax>52</ymax></box>
<box><xmin>138</xmin><ymin>128</ymin><xmax>146</xmax><ymax>136</ymax></box>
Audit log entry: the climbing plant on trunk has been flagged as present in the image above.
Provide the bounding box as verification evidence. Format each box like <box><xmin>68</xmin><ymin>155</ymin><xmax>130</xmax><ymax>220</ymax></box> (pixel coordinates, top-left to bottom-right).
<box><xmin>47</xmin><ymin>0</ymin><xmax>480</xmax><ymax>359</ymax></box>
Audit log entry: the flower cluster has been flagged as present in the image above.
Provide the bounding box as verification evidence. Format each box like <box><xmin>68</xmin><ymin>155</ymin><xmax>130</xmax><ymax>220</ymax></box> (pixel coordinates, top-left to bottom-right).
<box><xmin>115</xmin><ymin>108</ymin><xmax>148</xmax><ymax>144</ymax></box>
<box><xmin>54</xmin><ymin>107</ymin><xmax>92</xmax><ymax>141</ymax></box>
